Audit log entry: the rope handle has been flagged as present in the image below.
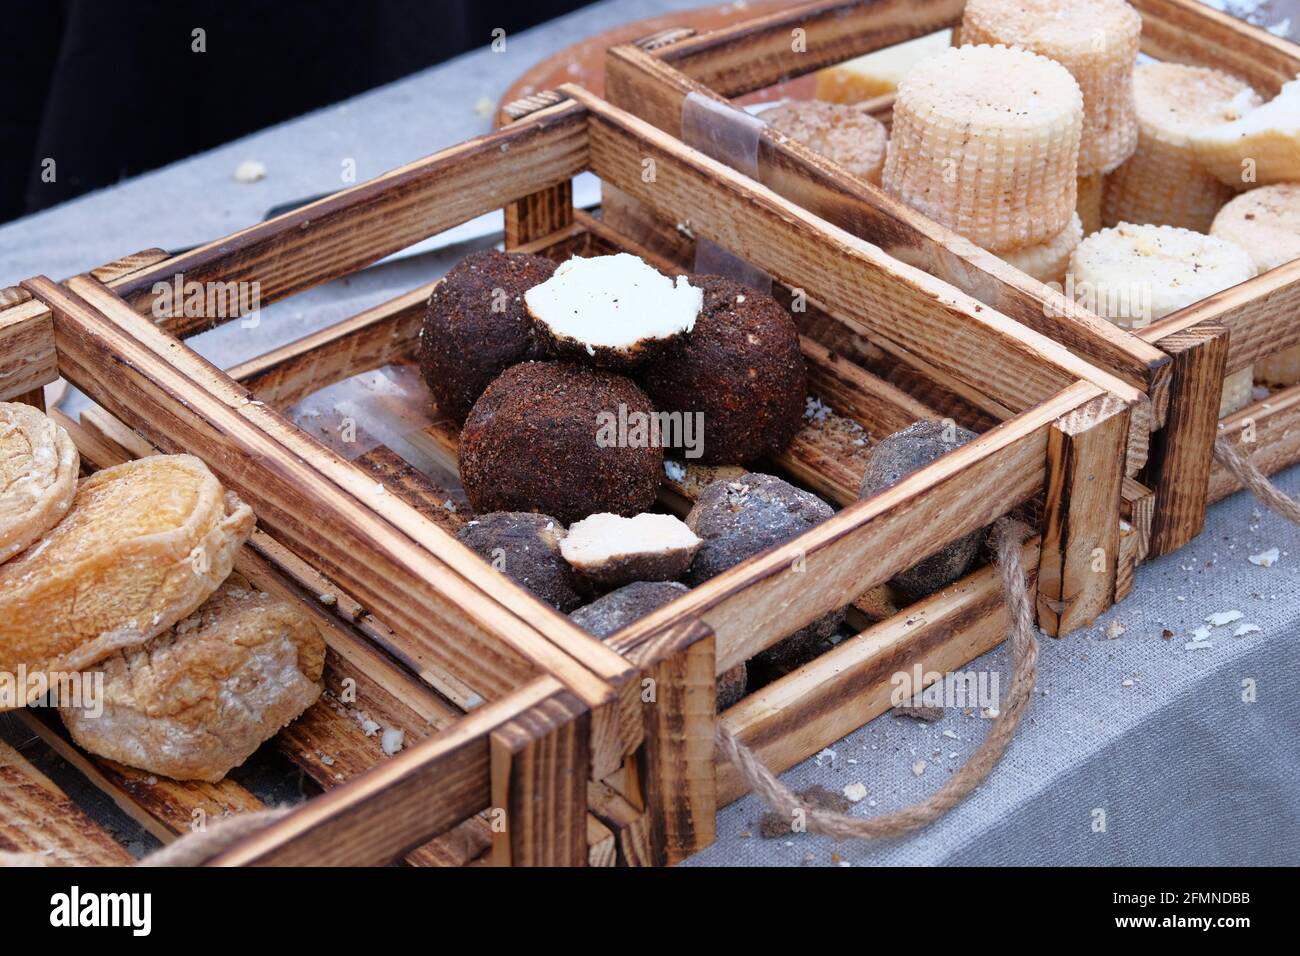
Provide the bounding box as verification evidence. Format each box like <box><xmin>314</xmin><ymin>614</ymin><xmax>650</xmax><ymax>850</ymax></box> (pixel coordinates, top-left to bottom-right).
<box><xmin>716</xmin><ymin>517</ymin><xmax>1039</xmax><ymax>841</ymax></box>
<box><xmin>1214</xmin><ymin>438</ymin><xmax>1300</xmax><ymax>526</ymax></box>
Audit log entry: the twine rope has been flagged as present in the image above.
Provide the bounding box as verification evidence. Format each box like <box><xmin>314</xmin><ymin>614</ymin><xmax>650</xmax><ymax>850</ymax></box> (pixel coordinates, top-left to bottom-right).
<box><xmin>1213</xmin><ymin>438</ymin><xmax>1300</xmax><ymax>526</ymax></box>
<box><xmin>715</xmin><ymin>517</ymin><xmax>1038</xmax><ymax>840</ymax></box>
<box><xmin>137</xmin><ymin>806</ymin><xmax>291</xmax><ymax>867</ymax></box>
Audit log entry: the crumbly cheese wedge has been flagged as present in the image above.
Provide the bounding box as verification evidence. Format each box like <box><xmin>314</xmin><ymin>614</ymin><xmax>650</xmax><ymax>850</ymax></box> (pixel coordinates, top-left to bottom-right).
<box><xmin>1078</xmin><ymin>174</ymin><xmax>1104</xmax><ymax>236</ymax></box>
<box><xmin>883</xmin><ymin>44</ymin><xmax>1083</xmax><ymax>252</ymax></box>
<box><xmin>961</xmin><ymin>0</ymin><xmax>1141</xmax><ymax>175</ymax></box>
<box><xmin>814</xmin><ymin>30</ymin><xmax>954</xmax><ymax>102</ymax></box>
<box><xmin>0</xmin><ymin>402</ymin><xmax>78</xmax><ymax>564</ymax></box>
<box><xmin>1103</xmin><ymin>63</ymin><xmax>1260</xmax><ymax>231</ymax></box>
<box><xmin>1211</xmin><ymin>184</ymin><xmax>1300</xmax><ymax>385</ymax></box>
<box><xmin>1193</xmin><ymin>77</ymin><xmax>1300</xmax><ymax>188</ymax></box>
<box><xmin>1001</xmin><ymin>213</ymin><xmax>1083</xmax><ymax>284</ymax></box>
<box><xmin>1067</xmin><ymin>222</ymin><xmax>1256</xmax><ymax>328</ymax></box>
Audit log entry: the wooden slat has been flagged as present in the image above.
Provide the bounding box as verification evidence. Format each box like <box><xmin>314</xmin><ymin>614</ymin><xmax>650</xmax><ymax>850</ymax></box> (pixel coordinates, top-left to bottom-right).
<box><xmin>1142</xmin><ymin>322</ymin><xmax>1230</xmax><ymax>555</ymax></box>
<box><xmin>490</xmin><ymin>692</ymin><xmax>591</xmax><ymax>866</ymax></box>
<box><xmin>621</xmin><ymin>620</ymin><xmax>717</xmax><ymax>866</ymax></box>
<box><xmin>110</xmin><ymin>99</ymin><xmax>591</xmax><ymax>336</ymax></box>
<box><xmin>208</xmin><ymin>677</ymin><xmax>561</xmax><ymax>866</ymax></box>
<box><xmin>1037</xmin><ymin>394</ymin><xmax>1129</xmax><ymax>636</ymax></box>
<box><xmin>0</xmin><ymin>739</ymin><xmax>135</xmax><ymax>866</ymax></box>
<box><xmin>1140</xmin><ymin>259</ymin><xmax>1300</xmax><ymax>376</ymax></box>
<box><xmin>229</xmin><ymin>281</ymin><xmax>433</xmax><ymax>405</ymax></box>
<box><xmin>717</xmin><ymin>539</ymin><xmax>1040</xmax><ymax>805</ymax></box>
<box><xmin>0</xmin><ymin>299</ymin><xmax>57</xmax><ymax>402</ymax></box>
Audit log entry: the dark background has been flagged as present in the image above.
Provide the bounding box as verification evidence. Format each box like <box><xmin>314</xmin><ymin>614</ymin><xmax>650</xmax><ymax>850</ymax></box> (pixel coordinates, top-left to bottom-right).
<box><xmin>0</xmin><ymin>0</ymin><xmax>593</xmax><ymax>224</ymax></box>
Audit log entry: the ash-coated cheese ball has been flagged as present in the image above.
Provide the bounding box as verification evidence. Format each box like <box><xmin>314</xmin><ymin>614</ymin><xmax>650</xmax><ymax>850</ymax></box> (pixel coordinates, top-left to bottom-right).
<box><xmin>570</xmin><ymin>580</ymin><xmax>747</xmax><ymax>709</ymax></box>
<box><xmin>685</xmin><ymin>473</ymin><xmax>844</xmax><ymax>672</ymax></box>
<box><xmin>859</xmin><ymin>420</ymin><xmax>983</xmax><ymax>601</ymax></box>
<box><xmin>638</xmin><ymin>275</ymin><xmax>806</xmax><ymax>465</ymax></box>
<box><xmin>418</xmin><ymin>250</ymin><xmax>554</xmax><ymax>424</ymax></box>
<box><xmin>456</xmin><ymin>512</ymin><xmax>583</xmax><ymax>612</ymax></box>
<box><xmin>458</xmin><ymin>361</ymin><xmax>662</xmax><ymax>525</ymax></box>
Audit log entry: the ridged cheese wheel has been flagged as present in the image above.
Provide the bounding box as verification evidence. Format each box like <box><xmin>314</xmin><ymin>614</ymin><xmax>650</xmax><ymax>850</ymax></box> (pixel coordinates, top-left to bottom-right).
<box><xmin>1077</xmin><ymin>173</ymin><xmax>1104</xmax><ymax>235</ymax></box>
<box><xmin>961</xmin><ymin>0</ymin><xmax>1141</xmax><ymax>175</ymax></box>
<box><xmin>1103</xmin><ymin>63</ymin><xmax>1260</xmax><ymax>231</ymax></box>
<box><xmin>1211</xmin><ymin>184</ymin><xmax>1300</xmax><ymax>386</ymax></box>
<box><xmin>1001</xmin><ymin>213</ymin><xmax>1083</xmax><ymax>284</ymax></box>
<box><xmin>1067</xmin><ymin>222</ymin><xmax>1256</xmax><ymax>328</ymax></box>
<box><xmin>1193</xmin><ymin>78</ymin><xmax>1300</xmax><ymax>188</ymax></box>
<box><xmin>883</xmin><ymin>44</ymin><xmax>1083</xmax><ymax>252</ymax></box>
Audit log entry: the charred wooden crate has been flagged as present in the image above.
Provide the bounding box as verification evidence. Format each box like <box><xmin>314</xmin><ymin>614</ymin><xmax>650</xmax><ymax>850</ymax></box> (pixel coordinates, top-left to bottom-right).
<box><xmin>3</xmin><ymin>85</ymin><xmax>1142</xmax><ymax>866</ymax></box>
<box><xmin>604</xmin><ymin>0</ymin><xmax>1300</xmax><ymax>565</ymax></box>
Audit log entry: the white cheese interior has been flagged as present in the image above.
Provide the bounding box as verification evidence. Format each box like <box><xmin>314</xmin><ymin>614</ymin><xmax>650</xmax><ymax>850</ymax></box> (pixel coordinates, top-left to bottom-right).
<box><xmin>560</xmin><ymin>512</ymin><xmax>701</xmax><ymax>567</ymax></box>
<box><xmin>525</xmin><ymin>253</ymin><xmax>701</xmax><ymax>353</ymax></box>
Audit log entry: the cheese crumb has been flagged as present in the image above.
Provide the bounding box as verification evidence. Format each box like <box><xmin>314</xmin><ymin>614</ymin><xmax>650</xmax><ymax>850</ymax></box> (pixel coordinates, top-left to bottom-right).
<box><xmin>1248</xmin><ymin>548</ymin><xmax>1280</xmax><ymax>567</ymax></box>
<box><xmin>843</xmin><ymin>782</ymin><xmax>868</xmax><ymax>803</ymax></box>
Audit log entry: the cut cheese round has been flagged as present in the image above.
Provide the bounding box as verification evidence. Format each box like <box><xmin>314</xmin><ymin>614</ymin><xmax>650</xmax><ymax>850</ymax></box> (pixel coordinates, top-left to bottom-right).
<box><xmin>1103</xmin><ymin>63</ymin><xmax>1260</xmax><ymax>231</ymax></box>
<box><xmin>762</xmin><ymin>99</ymin><xmax>888</xmax><ymax>183</ymax></box>
<box><xmin>883</xmin><ymin>44</ymin><xmax>1083</xmax><ymax>252</ymax></box>
<box><xmin>960</xmin><ymin>0</ymin><xmax>1141</xmax><ymax>175</ymax></box>
<box><xmin>1193</xmin><ymin>77</ymin><xmax>1300</xmax><ymax>189</ymax></box>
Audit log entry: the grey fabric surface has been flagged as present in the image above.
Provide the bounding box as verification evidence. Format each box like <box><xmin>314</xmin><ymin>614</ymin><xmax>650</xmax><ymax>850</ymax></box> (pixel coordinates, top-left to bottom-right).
<box><xmin>0</xmin><ymin>0</ymin><xmax>1296</xmax><ymax>866</ymax></box>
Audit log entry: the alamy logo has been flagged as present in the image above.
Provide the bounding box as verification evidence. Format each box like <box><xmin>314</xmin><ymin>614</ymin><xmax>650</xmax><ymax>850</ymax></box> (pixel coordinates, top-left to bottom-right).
<box><xmin>49</xmin><ymin>886</ymin><xmax>151</xmax><ymax>936</ymax></box>
<box><xmin>595</xmin><ymin>403</ymin><xmax>705</xmax><ymax>459</ymax></box>
<box><xmin>151</xmin><ymin>273</ymin><xmax>261</xmax><ymax>327</ymax></box>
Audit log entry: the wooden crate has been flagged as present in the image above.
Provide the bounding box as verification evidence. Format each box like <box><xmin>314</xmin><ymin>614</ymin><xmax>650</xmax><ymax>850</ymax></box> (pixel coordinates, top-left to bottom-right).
<box><xmin>603</xmin><ymin>0</ymin><xmax>1300</xmax><ymax>561</ymax></box>
<box><xmin>4</xmin><ymin>84</ymin><xmax>1142</xmax><ymax>865</ymax></box>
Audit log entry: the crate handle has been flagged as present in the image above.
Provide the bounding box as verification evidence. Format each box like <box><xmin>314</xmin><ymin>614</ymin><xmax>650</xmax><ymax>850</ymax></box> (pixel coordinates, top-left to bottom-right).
<box><xmin>716</xmin><ymin>517</ymin><xmax>1039</xmax><ymax>840</ymax></box>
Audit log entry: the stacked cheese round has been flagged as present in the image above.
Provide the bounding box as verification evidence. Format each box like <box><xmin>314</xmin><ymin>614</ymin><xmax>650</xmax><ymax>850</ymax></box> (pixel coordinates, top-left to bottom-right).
<box><xmin>883</xmin><ymin>44</ymin><xmax>1084</xmax><ymax>252</ymax></box>
<box><xmin>961</xmin><ymin>0</ymin><xmax>1141</xmax><ymax>175</ymax></box>
<box><xmin>1103</xmin><ymin>63</ymin><xmax>1260</xmax><ymax>231</ymax></box>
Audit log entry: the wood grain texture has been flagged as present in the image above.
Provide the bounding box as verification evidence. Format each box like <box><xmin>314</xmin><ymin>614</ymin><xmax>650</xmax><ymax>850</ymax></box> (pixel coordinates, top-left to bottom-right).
<box><xmin>229</xmin><ymin>280</ymin><xmax>433</xmax><ymax>405</ymax></box>
<box><xmin>1140</xmin><ymin>258</ymin><xmax>1300</xmax><ymax>377</ymax></box>
<box><xmin>490</xmin><ymin>692</ymin><xmax>591</xmax><ymax>866</ymax></box>
<box><xmin>622</xmin><ymin>620</ymin><xmax>717</xmax><ymax>865</ymax></box>
<box><xmin>0</xmin><ymin>299</ymin><xmax>57</xmax><ymax>401</ymax></box>
<box><xmin>88</xmin><ymin>248</ymin><xmax>170</xmax><ymax>285</ymax></box>
<box><xmin>1121</xmin><ymin>477</ymin><xmax>1155</xmax><ymax>563</ymax></box>
<box><xmin>0</xmin><ymin>739</ymin><xmax>134</xmax><ymax>866</ymax></box>
<box><xmin>1115</xmin><ymin>523</ymin><xmax>1139</xmax><ymax>603</ymax></box>
<box><xmin>1038</xmin><ymin>395</ymin><xmax>1129</xmax><ymax>636</ymax></box>
<box><xmin>1143</xmin><ymin>322</ymin><xmax>1230</xmax><ymax>556</ymax></box>
<box><xmin>110</xmin><ymin>99</ymin><xmax>590</xmax><ymax>336</ymax></box>
<box><xmin>209</xmin><ymin>677</ymin><xmax>562</xmax><ymax>866</ymax></box>
<box><xmin>716</xmin><ymin>539</ymin><xmax>1040</xmax><ymax>805</ymax></box>
<box><xmin>1210</xmin><ymin>384</ymin><xmax>1300</xmax><ymax>504</ymax></box>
